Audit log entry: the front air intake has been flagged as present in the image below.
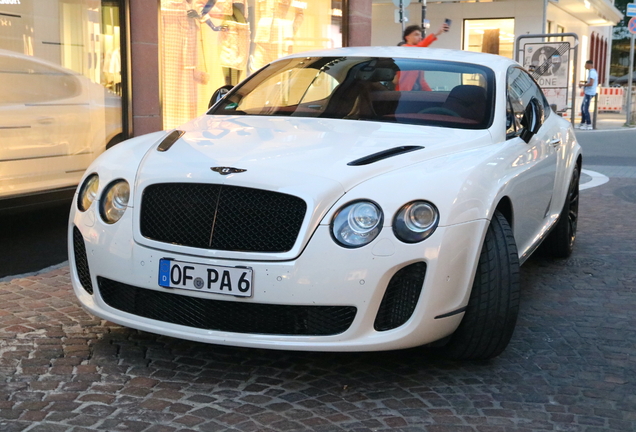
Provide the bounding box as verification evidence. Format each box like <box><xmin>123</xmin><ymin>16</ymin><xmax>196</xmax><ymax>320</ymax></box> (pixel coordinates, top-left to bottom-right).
<box><xmin>98</xmin><ymin>278</ymin><xmax>356</xmax><ymax>336</ymax></box>
<box><xmin>72</xmin><ymin>226</ymin><xmax>93</xmax><ymax>294</ymax></box>
<box><xmin>374</xmin><ymin>262</ymin><xmax>427</xmax><ymax>331</ymax></box>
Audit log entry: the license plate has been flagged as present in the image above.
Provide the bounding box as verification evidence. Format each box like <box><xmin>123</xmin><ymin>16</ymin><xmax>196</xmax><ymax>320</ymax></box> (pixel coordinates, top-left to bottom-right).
<box><xmin>158</xmin><ymin>258</ymin><xmax>253</xmax><ymax>297</ymax></box>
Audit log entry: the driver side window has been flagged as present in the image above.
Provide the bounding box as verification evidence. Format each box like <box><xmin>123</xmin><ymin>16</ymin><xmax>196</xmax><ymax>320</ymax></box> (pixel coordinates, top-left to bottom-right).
<box><xmin>506</xmin><ymin>67</ymin><xmax>547</xmax><ymax>139</ymax></box>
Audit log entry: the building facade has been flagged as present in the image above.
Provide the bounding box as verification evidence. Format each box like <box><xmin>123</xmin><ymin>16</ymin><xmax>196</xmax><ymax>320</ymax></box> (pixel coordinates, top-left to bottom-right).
<box><xmin>372</xmin><ymin>0</ymin><xmax>622</xmax><ymax>90</ymax></box>
<box><xmin>0</xmin><ymin>0</ymin><xmax>621</xmax><ymax>146</ymax></box>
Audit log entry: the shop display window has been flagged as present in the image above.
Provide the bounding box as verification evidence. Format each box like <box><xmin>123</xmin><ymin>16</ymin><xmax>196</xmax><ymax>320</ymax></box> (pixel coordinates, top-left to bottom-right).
<box><xmin>0</xmin><ymin>1</ymin><xmax>124</xmax><ymax>201</ymax></box>
<box><xmin>160</xmin><ymin>0</ymin><xmax>344</xmax><ymax>129</ymax></box>
<box><xmin>463</xmin><ymin>18</ymin><xmax>515</xmax><ymax>59</ymax></box>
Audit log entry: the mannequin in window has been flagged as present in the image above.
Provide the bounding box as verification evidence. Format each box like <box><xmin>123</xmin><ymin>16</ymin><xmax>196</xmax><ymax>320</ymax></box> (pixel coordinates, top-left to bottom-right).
<box><xmin>251</xmin><ymin>0</ymin><xmax>305</xmax><ymax>71</ymax></box>
<box><xmin>204</xmin><ymin>0</ymin><xmax>250</xmax><ymax>85</ymax></box>
<box><xmin>161</xmin><ymin>0</ymin><xmax>202</xmax><ymax>128</ymax></box>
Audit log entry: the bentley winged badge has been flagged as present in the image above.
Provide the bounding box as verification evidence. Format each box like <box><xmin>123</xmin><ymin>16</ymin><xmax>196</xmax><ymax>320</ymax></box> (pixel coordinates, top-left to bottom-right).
<box><xmin>210</xmin><ymin>167</ymin><xmax>247</xmax><ymax>175</ymax></box>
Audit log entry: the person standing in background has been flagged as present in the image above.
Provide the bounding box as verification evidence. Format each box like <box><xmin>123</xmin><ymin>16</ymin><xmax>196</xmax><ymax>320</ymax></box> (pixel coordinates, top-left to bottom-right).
<box><xmin>395</xmin><ymin>22</ymin><xmax>450</xmax><ymax>91</ymax></box>
<box><xmin>578</xmin><ymin>59</ymin><xmax>597</xmax><ymax>130</ymax></box>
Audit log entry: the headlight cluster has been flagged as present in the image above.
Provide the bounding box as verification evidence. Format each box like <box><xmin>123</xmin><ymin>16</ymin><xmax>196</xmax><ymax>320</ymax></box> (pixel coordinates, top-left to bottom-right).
<box><xmin>331</xmin><ymin>201</ymin><xmax>383</xmax><ymax>248</ymax></box>
<box><xmin>77</xmin><ymin>175</ymin><xmax>130</xmax><ymax>224</ymax></box>
<box><xmin>100</xmin><ymin>180</ymin><xmax>130</xmax><ymax>224</ymax></box>
<box><xmin>393</xmin><ymin>201</ymin><xmax>439</xmax><ymax>243</ymax></box>
<box><xmin>331</xmin><ymin>200</ymin><xmax>439</xmax><ymax>248</ymax></box>
<box><xmin>77</xmin><ymin>174</ymin><xmax>99</xmax><ymax>212</ymax></box>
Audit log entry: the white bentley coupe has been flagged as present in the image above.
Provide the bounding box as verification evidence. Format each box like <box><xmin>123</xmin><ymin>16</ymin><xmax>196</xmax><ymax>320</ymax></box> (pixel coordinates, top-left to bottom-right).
<box><xmin>68</xmin><ymin>47</ymin><xmax>581</xmax><ymax>360</ymax></box>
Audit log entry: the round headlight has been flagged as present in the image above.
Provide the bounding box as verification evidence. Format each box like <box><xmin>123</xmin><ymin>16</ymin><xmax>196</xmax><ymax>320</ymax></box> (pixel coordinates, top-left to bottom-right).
<box><xmin>393</xmin><ymin>201</ymin><xmax>439</xmax><ymax>243</ymax></box>
<box><xmin>77</xmin><ymin>174</ymin><xmax>99</xmax><ymax>212</ymax></box>
<box><xmin>100</xmin><ymin>180</ymin><xmax>130</xmax><ymax>224</ymax></box>
<box><xmin>331</xmin><ymin>201</ymin><xmax>383</xmax><ymax>248</ymax></box>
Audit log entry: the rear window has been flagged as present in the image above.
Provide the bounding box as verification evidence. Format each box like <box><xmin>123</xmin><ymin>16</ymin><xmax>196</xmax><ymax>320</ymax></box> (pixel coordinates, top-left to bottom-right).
<box><xmin>209</xmin><ymin>56</ymin><xmax>496</xmax><ymax>130</ymax></box>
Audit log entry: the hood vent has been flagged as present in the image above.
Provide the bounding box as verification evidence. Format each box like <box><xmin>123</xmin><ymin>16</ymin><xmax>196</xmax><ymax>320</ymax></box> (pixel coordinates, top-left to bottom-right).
<box><xmin>347</xmin><ymin>146</ymin><xmax>424</xmax><ymax>166</ymax></box>
<box><xmin>157</xmin><ymin>130</ymin><xmax>185</xmax><ymax>152</ymax></box>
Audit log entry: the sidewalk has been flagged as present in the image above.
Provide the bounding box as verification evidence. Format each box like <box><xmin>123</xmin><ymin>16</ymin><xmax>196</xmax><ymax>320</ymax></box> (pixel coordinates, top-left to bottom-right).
<box><xmin>591</xmin><ymin>112</ymin><xmax>634</xmax><ymax>130</ymax></box>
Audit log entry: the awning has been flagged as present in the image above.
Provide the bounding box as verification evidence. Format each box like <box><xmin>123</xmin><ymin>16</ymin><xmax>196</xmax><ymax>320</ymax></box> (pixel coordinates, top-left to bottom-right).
<box><xmin>549</xmin><ymin>0</ymin><xmax>623</xmax><ymax>26</ymax></box>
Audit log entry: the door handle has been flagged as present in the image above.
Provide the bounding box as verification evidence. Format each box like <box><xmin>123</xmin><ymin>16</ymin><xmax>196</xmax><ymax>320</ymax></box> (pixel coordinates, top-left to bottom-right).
<box><xmin>37</xmin><ymin>116</ymin><xmax>55</xmax><ymax>125</ymax></box>
<box><xmin>549</xmin><ymin>138</ymin><xmax>561</xmax><ymax>147</ymax></box>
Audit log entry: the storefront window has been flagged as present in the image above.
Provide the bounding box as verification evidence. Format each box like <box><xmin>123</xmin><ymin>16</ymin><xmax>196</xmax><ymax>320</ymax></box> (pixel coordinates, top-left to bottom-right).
<box><xmin>463</xmin><ymin>18</ymin><xmax>515</xmax><ymax>59</ymax></box>
<box><xmin>0</xmin><ymin>1</ymin><xmax>124</xmax><ymax>200</ymax></box>
<box><xmin>160</xmin><ymin>0</ymin><xmax>343</xmax><ymax>129</ymax></box>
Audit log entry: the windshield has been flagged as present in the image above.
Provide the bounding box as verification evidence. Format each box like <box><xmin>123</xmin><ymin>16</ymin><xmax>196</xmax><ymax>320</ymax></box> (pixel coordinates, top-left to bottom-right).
<box><xmin>208</xmin><ymin>56</ymin><xmax>495</xmax><ymax>129</ymax></box>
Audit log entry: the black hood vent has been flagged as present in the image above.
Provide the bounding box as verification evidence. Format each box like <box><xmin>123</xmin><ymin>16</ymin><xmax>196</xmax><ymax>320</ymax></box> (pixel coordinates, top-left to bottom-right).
<box><xmin>156</xmin><ymin>130</ymin><xmax>185</xmax><ymax>152</ymax></box>
<box><xmin>347</xmin><ymin>146</ymin><xmax>424</xmax><ymax>166</ymax></box>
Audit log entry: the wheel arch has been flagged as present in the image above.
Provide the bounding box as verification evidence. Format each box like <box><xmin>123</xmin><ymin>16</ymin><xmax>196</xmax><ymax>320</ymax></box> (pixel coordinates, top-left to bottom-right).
<box><xmin>494</xmin><ymin>196</ymin><xmax>514</xmax><ymax>231</ymax></box>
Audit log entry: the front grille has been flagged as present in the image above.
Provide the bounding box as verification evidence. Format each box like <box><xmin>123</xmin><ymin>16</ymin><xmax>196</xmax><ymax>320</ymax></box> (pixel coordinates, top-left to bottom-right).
<box><xmin>140</xmin><ymin>183</ymin><xmax>307</xmax><ymax>253</ymax></box>
<box><xmin>72</xmin><ymin>226</ymin><xmax>93</xmax><ymax>294</ymax></box>
<box><xmin>374</xmin><ymin>262</ymin><xmax>427</xmax><ymax>331</ymax></box>
<box><xmin>97</xmin><ymin>277</ymin><xmax>356</xmax><ymax>336</ymax></box>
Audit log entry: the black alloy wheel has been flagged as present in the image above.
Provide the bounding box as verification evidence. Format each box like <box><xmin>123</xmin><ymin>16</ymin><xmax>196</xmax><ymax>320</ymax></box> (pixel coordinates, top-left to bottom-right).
<box><xmin>541</xmin><ymin>163</ymin><xmax>580</xmax><ymax>258</ymax></box>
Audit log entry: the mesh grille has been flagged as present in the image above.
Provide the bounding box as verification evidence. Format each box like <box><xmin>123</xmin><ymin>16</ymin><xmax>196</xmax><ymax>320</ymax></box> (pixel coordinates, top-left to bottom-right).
<box><xmin>72</xmin><ymin>226</ymin><xmax>93</xmax><ymax>294</ymax></box>
<box><xmin>374</xmin><ymin>262</ymin><xmax>427</xmax><ymax>331</ymax></box>
<box><xmin>98</xmin><ymin>277</ymin><xmax>357</xmax><ymax>336</ymax></box>
<box><xmin>140</xmin><ymin>183</ymin><xmax>306</xmax><ymax>252</ymax></box>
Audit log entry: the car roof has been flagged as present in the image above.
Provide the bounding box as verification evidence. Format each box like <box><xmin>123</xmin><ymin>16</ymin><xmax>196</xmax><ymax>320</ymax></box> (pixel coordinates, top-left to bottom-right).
<box><xmin>280</xmin><ymin>47</ymin><xmax>518</xmax><ymax>70</ymax></box>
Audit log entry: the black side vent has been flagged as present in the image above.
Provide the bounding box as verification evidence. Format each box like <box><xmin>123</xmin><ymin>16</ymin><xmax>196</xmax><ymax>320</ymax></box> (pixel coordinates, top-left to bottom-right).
<box><xmin>374</xmin><ymin>262</ymin><xmax>427</xmax><ymax>331</ymax></box>
<box><xmin>347</xmin><ymin>146</ymin><xmax>424</xmax><ymax>166</ymax></box>
<box><xmin>72</xmin><ymin>226</ymin><xmax>93</xmax><ymax>294</ymax></box>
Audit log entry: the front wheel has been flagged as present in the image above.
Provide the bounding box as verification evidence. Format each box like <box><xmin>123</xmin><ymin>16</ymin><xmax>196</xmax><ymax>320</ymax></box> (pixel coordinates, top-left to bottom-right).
<box><xmin>439</xmin><ymin>211</ymin><xmax>520</xmax><ymax>360</ymax></box>
<box><xmin>541</xmin><ymin>164</ymin><xmax>580</xmax><ymax>258</ymax></box>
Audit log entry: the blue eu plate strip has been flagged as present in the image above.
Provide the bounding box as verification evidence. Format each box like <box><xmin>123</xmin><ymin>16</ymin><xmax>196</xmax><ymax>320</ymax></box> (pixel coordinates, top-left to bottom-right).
<box><xmin>158</xmin><ymin>259</ymin><xmax>171</xmax><ymax>287</ymax></box>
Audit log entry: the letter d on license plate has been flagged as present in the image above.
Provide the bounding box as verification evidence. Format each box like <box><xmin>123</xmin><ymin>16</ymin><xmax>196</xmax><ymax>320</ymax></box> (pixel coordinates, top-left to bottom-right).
<box><xmin>158</xmin><ymin>259</ymin><xmax>253</xmax><ymax>297</ymax></box>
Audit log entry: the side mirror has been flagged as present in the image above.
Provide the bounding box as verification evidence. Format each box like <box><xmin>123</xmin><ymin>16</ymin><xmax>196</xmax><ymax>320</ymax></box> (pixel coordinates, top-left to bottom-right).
<box><xmin>208</xmin><ymin>85</ymin><xmax>234</xmax><ymax>109</ymax></box>
<box><xmin>519</xmin><ymin>97</ymin><xmax>544</xmax><ymax>143</ymax></box>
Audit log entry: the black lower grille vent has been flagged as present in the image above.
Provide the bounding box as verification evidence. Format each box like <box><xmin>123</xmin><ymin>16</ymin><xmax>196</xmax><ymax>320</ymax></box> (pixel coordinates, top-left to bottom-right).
<box><xmin>140</xmin><ymin>183</ymin><xmax>307</xmax><ymax>252</ymax></box>
<box><xmin>98</xmin><ymin>277</ymin><xmax>356</xmax><ymax>336</ymax></box>
<box><xmin>72</xmin><ymin>226</ymin><xmax>93</xmax><ymax>294</ymax></box>
<box><xmin>374</xmin><ymin>262</ymin><xmax>427</xmax><ymax>331</ymax></box>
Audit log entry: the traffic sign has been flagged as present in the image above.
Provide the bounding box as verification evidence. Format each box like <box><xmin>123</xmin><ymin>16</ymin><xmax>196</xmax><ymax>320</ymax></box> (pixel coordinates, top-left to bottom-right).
<box><xmin>629</xmin><ymin>17</ymin><xmax>636</xmax><ymax>34</ymax></box>
<box><xmin>627</xmin><ymin>3</ymin><xmax>636</xmax><ymax>17</ymax></box>
<box><xmin>392</xmin><ymin>0</ymin><xmax>411</xmax><ymax>6</ymax></box>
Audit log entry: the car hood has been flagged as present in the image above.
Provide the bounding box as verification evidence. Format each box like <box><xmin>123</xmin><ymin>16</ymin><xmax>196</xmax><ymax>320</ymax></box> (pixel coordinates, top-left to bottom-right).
<box><xmin>133</xmin><ymin>116</ymin><xmax>493</xmax><ymax>260</ymax></box>
<box><xmin>138</xmin><ymin>115</ymin><xmax>493</xmax><ymax>193</ymax></box>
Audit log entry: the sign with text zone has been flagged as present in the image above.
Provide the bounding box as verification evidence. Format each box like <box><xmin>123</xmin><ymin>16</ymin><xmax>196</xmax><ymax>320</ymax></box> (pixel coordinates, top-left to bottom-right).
<box><xmin>523</xmin><ymin>42</ymin><xmax>570</xmax><ymax>111</ymax></box>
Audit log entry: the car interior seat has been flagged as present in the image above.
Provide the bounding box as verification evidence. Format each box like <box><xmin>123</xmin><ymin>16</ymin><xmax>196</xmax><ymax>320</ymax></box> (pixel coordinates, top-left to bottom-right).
<box><xmin>442</xmin><ymin>85</ymin><xmax>487</xmax><ymax>123</ymax></box>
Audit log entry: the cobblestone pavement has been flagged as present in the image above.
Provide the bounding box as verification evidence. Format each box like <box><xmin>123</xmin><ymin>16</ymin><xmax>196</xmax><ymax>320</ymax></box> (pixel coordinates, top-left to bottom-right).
<box><xmin>1</xmin><ymin>177</ymin><xmax>635</xmax><ymax>432</ymax></box>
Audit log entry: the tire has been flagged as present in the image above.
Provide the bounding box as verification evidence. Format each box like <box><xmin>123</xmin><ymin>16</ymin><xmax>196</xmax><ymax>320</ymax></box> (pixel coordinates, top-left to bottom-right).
<box><xmin>541</xmin><ymin>164</ymin><xmax>580</xmax><ymax>258</ymax></box>
<box><xmin>440</xmin><ymin>211</ymin><xmax>520</xmax><ymax>360</ymax></box>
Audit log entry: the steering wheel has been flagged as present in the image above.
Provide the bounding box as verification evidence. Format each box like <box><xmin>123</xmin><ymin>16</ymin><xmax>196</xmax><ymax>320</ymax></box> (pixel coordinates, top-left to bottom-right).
<box><xmin>418</xmin><ymin>107</ymin><xmax>461</xmax><ymax>117</ymax></box>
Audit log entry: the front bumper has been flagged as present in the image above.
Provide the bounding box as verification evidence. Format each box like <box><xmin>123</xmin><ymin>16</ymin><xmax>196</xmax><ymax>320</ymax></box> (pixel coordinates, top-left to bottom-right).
<box><xmin>69</xmin><ymin>205</ymin><xmax>487</xmax><ymax>351</ymax></box>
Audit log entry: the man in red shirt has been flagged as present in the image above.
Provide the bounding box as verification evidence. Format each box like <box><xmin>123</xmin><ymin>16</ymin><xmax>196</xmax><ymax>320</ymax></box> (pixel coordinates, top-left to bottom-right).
<box><xmin>395</xmin><ymin>23</ymin><xmax>450</xmax><ymax>91</ymax></box>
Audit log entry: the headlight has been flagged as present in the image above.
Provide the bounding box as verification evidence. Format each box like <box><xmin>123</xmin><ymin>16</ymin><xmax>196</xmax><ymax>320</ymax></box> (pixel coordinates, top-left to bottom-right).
<box><xmin>331</xmin><ymin>200</ymin><xmax>383</xmax><ymax>248</ymax></box>
<box><xmin>77</xmin><ymin>174</ymin><xmax>99</xmax><ymax>212</ymax></box>
<box><xmin>393</xmin><ymin>201</ymin><xmax>439</xmax><ymax>243</ymax></box>
<box><xmin>100</xmin><ymin>180</ymin><xmax>130</xmax><ymax>224</ymax></box>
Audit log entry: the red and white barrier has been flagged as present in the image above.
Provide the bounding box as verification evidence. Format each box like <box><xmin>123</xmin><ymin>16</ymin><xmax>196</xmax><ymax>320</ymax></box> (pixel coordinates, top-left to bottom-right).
<box><xmin>598</xmin><ymin>87</ymin><xmax>623</xmax><ymax>112</ymax></box>
<box><xmin>579</xmin><ymin>87</ymin><xmax>624</xmax><ymax>112</ymax></box>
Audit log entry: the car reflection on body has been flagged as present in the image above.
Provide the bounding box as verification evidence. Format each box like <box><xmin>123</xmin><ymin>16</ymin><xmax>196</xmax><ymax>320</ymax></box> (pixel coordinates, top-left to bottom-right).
<box><xmin>0</xmin><ymin>49</ymin><xmax>122</xmax><ymax>210</ymax></box>
<box><xmin>68</xmin><ymin>47</ymin><xmax>581</xmax><ymax>360</ymax></box>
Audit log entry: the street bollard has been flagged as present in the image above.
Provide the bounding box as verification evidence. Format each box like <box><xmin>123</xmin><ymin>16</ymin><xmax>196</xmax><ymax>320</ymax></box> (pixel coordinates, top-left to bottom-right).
<box><xmin>593</xmin><ymin>93</ymin><xmax>598</xmax><ymax>130</ymax></box>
